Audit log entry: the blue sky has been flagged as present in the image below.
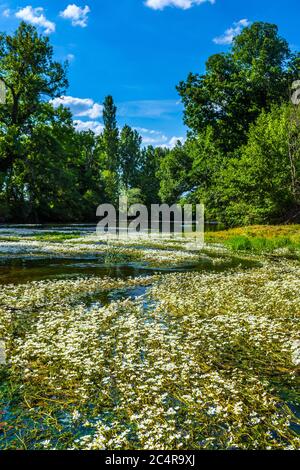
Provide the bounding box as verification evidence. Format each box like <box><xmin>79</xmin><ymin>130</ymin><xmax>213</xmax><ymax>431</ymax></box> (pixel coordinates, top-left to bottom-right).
<box><xmin>0</xmin><ymin>0</ymin><xmax>299</xmax><ymax>146</ymax></box>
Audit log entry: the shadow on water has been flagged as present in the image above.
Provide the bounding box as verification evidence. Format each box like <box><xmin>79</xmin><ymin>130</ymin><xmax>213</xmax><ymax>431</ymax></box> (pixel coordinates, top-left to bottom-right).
<box><xmin>0</xmin><ymin>257</ymin><xmax>159</xmax><ymax>285</ymax></box>
<box><xmin>0</xmin><ymin>223</ymin><xmax>260</xmax><ymax>284</ymax></box>
<box><xmin>0</xmin><ymin>254</ymin><xmax>260</xmax><ymax>285</ymax></box>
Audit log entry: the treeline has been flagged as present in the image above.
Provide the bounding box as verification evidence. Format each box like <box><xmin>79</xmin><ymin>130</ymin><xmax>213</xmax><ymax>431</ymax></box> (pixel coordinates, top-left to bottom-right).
<box><xmin>0</xmin><ymin>21</ymin><xmax>300</xmax><ymax>225</ymax></box>
<box><xmin>0</xmin><ymin>23</ymin><xmax>164</xmax><ymax>222</ymax></box>
<box><xmin>164</xmin><ymin>22</ymin><xmax>300</xmax><ymax>225</ymax></box>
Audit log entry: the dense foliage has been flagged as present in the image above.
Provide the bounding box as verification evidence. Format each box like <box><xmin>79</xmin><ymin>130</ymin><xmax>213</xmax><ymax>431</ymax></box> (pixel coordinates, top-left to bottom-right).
<box><xmin>0</xmin><ymin>23</ymin><xmax>161</xmax><ymax>222</ymax></box>
<box><xmin>170</xmin><ymin>22</ymin><xmax>300</xmax><ymax>225</ymax></box>
<box><xmin>0</xmin><ymin>21</ymin><xmax>299</xmax><ymax>225</ymax></box>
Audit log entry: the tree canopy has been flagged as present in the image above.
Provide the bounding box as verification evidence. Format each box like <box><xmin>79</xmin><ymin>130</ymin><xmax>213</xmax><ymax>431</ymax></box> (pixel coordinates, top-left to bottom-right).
<box><xmin>0</xmin><ymin>22</ymin><xmax>68</xmax><ymax>172</ymax></box>
<box><xmin>0</xmin><ymin>21</ymin><xmax>299</xmax><ymax>226</ymax></box>
<box><xmin>177</xmin><ymin>22</ymin><xmax>300</xmax><ymax>152</ymax></box>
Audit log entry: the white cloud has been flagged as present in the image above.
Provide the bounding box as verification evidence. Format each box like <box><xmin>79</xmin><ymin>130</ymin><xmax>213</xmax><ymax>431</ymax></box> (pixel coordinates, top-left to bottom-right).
<box><xmin>51</xmin><ymin>96</ymin><xmax>103</xmax><ymax>119</ymax></box>
<box><xmin>145</xmin><ymin>0</ymin><xmax>215</xmax><ymax>10</ymax></box>
<box><xmin>135</xmin><ymin>127</ymin><xmax>165</xmax><ymax>136</ymax></box>
<box><xmin>167</xmin><ymin>136</ymin><xmax>185</xmax><ymax>148</ymax></box>
<box><xmin>15</xmin><ymin>6</ymin><xmax>56</xmax><ymax>34</ymax></box>
<box><xmin>137</xmin><ymin>128</ymin><xmax>168</xmax><ymax>146</ymax></box>
<box><xmin>60</xmin><ymin>4</ymin><xmax>90</xmax><ymax>27</ymax></box>
<box><xmin>135</xmin><ymin>127</ymin><xmax>185</xmax><ymax>148</ymax></box>
<box><xmin>74</xmin><ymin>120</ymin><xmax>104</xmax><ymax>135</ymax></box>
<box><xmin>213</xmin><ymin>19</ymin><xmax>250</xmax><ymax>45</ymax></box>
<box><xmin>66</xmin><ymin>53</ymin><xmax>75</xmax><ymax>62</ymax></box>
<box><xmin>2</xmin><ymin>8</ymin><xmax>11</xmax><ymax>18</ymax></box>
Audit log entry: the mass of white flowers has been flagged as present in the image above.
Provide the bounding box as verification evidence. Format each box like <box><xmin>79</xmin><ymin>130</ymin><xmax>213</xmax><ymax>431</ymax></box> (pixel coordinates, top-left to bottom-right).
<box><xmin>0</xmin><ymin>233</ymin><xmax>299</xmax><ymax>449</ymax></box>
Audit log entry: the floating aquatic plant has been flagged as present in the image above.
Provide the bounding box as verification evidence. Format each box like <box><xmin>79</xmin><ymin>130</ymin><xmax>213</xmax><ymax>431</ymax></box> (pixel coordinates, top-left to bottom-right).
<box><xmin>0</xmin><ymin>233</ymin><xmax>299</xmax><ymax>449</ymax></box>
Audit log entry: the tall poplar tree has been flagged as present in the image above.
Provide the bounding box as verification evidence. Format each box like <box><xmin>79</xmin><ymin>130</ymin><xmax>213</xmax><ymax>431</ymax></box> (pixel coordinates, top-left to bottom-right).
<box><xmin>100</xmin><ymin>95</ymin><xmax>120</xmax><ymax>204</ymax></box>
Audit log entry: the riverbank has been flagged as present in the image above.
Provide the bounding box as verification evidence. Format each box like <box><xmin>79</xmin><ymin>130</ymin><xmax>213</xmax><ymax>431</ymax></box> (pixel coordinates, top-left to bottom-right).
<box><xmin>207</xmin><ymin>225</ymin><xmax>300</xmax><ymax>256</ymax></box>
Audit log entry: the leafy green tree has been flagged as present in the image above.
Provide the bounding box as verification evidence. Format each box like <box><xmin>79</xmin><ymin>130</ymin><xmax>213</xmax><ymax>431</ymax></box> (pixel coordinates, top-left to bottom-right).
<box><xmin>139</xmin><ymin>146</ymin><xmax>165</xmax><ymax>207</ymax></box>
<box><xmin>119</xmin><ymin>125</ymin><xmax>142</xmax><ymax>189</ymax></box>
<box><xmin>2</xmin><ymin>20</ymin><xmax>299</xmax><ymax>227</ymax></box>
<box><xmin>101</xmin><ymin>95</ymin><xmax>119</xmax><ymax>171</ymax></box>
<box><xmin>216</xmin><ymin>104</ymin><xmax>300</xmax><ymax>225</ymax></box>
<box><xmin>182</xmin><ymin>128</ymin><xmax>223</xmax><ymax>215</ymax></box>
<box><xmin>157</xmin><ymin>129</ymin><xmax>222</xmax><ymax>220</ymax></box>
<box><xmin>0</xmin><ymin>22</ymin><xmax>67</xmax><ymax>172</ymax></box>
<box><xmin>1</xmin><ymin>105</ymin><xmax>80</xmax><ymax>222</ymax></box>
<box><xmin>98</xmin><ymin>95</ymin><xmax>120</xmax><ymax>204</ymax></box>
<box><xmin>177</xmin><ymin>22</ymin><xmax>300</xmax><ymax>152</ymax></box>
<box><xmin>73</xmin><ymin>130</ymin><xmax>104</xmax><ymax>219</ymax></box>
<box><xmin>158</xmin><ymin>143</ymin><xmax>192</xmax><ymax>203</ymax></box>
<box><xmin>124</xmin><ymin>187</ymin><xmax>145</xmax><ymax>207</ymax></box>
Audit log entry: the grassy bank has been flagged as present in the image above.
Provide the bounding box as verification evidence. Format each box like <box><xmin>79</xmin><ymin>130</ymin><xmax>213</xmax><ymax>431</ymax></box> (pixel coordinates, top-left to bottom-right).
<box><xmin>206</xmin><ymin>225</ymin><xmax>300</xmax><ymax>256</ymax></box>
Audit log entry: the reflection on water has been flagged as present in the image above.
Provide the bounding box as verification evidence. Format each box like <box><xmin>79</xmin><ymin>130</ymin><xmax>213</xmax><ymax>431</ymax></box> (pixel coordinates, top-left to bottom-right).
<box><xmin>0</xmin><ymin>222</ymin><xmax>223</xmax><ymax>236</ymax></box>
<box><xmin>0</xmin><ymin>223</ymin><xmax>260</xmax><ymax>284</ymax></box>
<box><xmin>0</xmin><ymin>258</ymin><xmax>156</xmax><ymax>284</ymax></box>
<box><xmin>0</xmin><ymin>255</ymin><xmax>260</xmax><ymax>285</ymax></box>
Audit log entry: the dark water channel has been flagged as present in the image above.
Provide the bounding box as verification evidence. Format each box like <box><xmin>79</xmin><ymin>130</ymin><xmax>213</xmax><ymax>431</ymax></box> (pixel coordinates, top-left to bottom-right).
<box><xmin>0</xmin><ymin>254</ymin><xmax>260</xmax><ymax>285</ymax></box>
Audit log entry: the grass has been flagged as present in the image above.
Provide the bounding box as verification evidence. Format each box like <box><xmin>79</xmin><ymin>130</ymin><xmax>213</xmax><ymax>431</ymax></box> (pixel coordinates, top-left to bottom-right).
<box><xmin>0</xmin><ymin>232</ymin><xmax>84</xmax><ymax>243</ymax></box>
<box><xmin>0</xmin><ymin>236</ymin><xmax>21</xmax><ymax>242</ymax></box>
<box><xmin>206</xmin><ymin>225</ymin><xmax>300</xmax><ymax>242</ymax></box>
<box><xmin>223</xmin><ymin>235</ymin><xmax>300</xmax><ymax>253</ymax></box>
<box><xmin>30</xmin><ymin>232</ymin><xmax>83</xmax><ymax>242</ymax></box>
<box><xmin>206</xmin><ymin>225</ymin><xmax>300</xmax><ymax>256</ymax></box>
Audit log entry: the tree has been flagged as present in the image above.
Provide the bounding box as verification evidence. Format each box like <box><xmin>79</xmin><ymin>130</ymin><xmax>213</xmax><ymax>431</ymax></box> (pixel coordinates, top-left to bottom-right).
<box><xmin>216</xmin><ymin>104</ymin><xmax>300</xmax><ymax>225</ymax></box>
<box><xmin>1</xmin><ymin>105</ymin><xmax>80</xmax><ymax>222</ymax></box>
<box><xmin>101</xmin><ymin>95</ymin><xmax>119</xmax><ymax>172</ymax></box>
<box><xmin>177</xmin><ymin>22</ymin><xmax>300</xmax><ymax>152</ymax></box>
<box><xmin>139</xmin><ymin>146</ymin><xmax>165</xmax><ymax>207</ymax></box>
<box><xmin>157</xmin><ymin>129</ymin><xmax>222</xmax><ymax>219</ymax></box>
<box><xmin>99</xmin><ymin>95</ymin><xmax>120</xmax><ymax>204</ymax></box>
<box><xmin>287</xmin><ymin>101</ymin><xmax>300</xmax><ymax>205</ymax></box>
<box><xmin>181</xmin><ymin>128</ymin><xmax>223</xmax><ymax>217</ymax></box>
<box><xmin>73</xmin><ymin>129</ymin><xmax>105</xmax><ymax>219</ymax></box>
<box><xmin>119</xmin><ymin>125</ymin><xmax>142</xmax><ymax>189</ymax></box>
<box><xmin>158</xmin><ymin>143</ymin><xmax>193</xmax><ymax>204</ymax></box>
<box><xmin>0</xmin><ymin>22</ymin><xmax>68</xmax><ymax>172</ymax></box>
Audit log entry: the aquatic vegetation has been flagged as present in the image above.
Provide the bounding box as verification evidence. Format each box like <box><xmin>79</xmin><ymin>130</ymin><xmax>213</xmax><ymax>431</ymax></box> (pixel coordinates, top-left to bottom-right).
<box><xmin>0</xmin><ymin>254</ymin><xmax>299</xmax><ymax>450</ymax></box>
<box><xmin>2</xmin><ymin>224</ymin><xmax>300</xmax><ymax>262</ymax></box>
<box><xmin>0</xmin><ymin>226</ymin><xmax>299</xmax><ymax>449</ymax></box>
<box><xmin>29</xmin><ymin>232</ymin><xmax>84</xmax><ymax>242</ymax></box>
<box><xmin>0</xmin><ymin>235</ymin><xmax>204</xmax><ymax>266</ymax></box>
